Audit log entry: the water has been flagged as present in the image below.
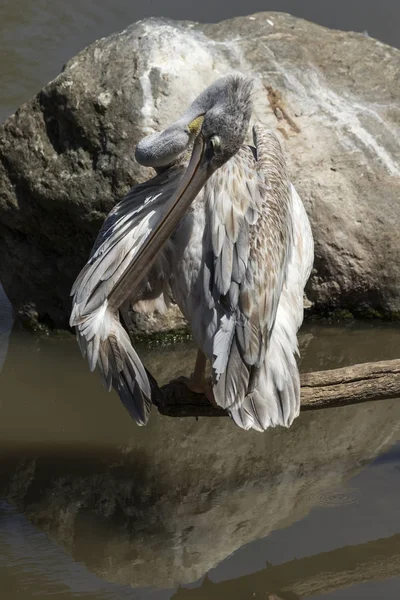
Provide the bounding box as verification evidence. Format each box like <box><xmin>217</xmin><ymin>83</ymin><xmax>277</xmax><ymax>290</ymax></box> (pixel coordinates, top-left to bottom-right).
<box><xmin>1</xmin><ymin>2</ymin><xmax>400</xmax><ymax>598</ymax></box>
<box><xmin>0</xmin><ymin>318</ymin><xmax>400</xmax><ymax>599</ymax></box>
<box><xmin>0</xmin><ymin>0</ymin><xmax>399</xmax><ymax>124</ymax></box>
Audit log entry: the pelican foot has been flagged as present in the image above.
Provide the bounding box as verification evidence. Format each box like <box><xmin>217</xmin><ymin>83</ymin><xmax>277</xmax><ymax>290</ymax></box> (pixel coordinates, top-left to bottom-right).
<box><xmin>173</xmin><ymin>375</ymin><xmax>217</xmax><ymax>407</ymax></box>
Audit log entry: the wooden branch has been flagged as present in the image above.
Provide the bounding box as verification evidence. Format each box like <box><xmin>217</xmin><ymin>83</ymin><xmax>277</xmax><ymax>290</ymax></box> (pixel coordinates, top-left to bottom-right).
<box><xmin>300</xmin><ymin>358</ymin><xmax>400</xmax><ymax>409</ymax></box>
<box><xmin>156</xmin><ymin>358</ymin><xmax>400</xmax><ymax>417</ymax></box>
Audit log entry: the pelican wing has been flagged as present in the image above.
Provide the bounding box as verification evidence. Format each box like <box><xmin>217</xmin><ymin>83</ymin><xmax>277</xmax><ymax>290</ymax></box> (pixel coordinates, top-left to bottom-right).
<box><xmin>71</xmin><ymin>165</ymin><xmax>185</xmax><ymax>318</ymax></box>
<box><xmin>70</xmin><ymin>165</ymin><xmax>185</xmax><ymax>424</ymax></box>
<box><xmin>230</xmin><ymin>182</ymin><xmax>314</xmax><ymax>430</ymax></box>
<box><xmin>210</xmin><ymin>128</ymin><xmax>295</xmax><ymax>417</ymax></box>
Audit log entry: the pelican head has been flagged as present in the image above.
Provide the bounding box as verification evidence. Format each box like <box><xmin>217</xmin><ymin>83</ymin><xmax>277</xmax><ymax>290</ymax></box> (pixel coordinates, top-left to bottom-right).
<box><xmin>135</xmin><ymin>74</ymin><xmax>253</xmax><ymax>171</ymax></box>
<box><xmin>119</xmin><ymin>76</ymin><xmax>253</xmax><ymax>300</ymax></box>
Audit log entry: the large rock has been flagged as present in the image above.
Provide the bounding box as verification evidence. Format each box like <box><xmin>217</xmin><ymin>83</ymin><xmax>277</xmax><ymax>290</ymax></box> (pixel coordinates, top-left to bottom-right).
<box><xmin>0</xmin><ymin>283</ymin><xmax>13</xmax><ymax>371</ymax></box>
<box><xmin>1</xmin><ymin>12</ymin><xmax>400</xmax><ymax>330</ymax></box>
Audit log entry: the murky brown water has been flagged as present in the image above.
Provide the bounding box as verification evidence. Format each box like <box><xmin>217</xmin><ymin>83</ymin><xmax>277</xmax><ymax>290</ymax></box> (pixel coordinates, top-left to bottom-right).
<box><xmin>1</xmin><ymin>312</ymin><xmax>400</xmax><ymax>599</ymax></box>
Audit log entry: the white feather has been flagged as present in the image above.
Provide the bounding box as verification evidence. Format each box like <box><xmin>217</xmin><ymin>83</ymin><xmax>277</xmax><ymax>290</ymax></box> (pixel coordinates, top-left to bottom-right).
<box><xmin>230</xmin><ymin>182</ymin><xmax>314</xmax><ymax>431</ymax></box>
<box><xmin>70</xmin><ymin>166</ymin><xmax>185</xmax><ymax>426</ymax></box>
<box><xmin>213</xmin><ymin>314</ymin><xmax>236</xmax><ymax>380</ymax></box>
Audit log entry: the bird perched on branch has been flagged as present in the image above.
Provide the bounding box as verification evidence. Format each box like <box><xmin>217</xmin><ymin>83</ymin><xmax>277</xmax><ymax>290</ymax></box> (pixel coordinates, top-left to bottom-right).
<box><xmin>70</xmin><ymin>75</ymin><xmax>314</xmax><ymax>432</ymax></box>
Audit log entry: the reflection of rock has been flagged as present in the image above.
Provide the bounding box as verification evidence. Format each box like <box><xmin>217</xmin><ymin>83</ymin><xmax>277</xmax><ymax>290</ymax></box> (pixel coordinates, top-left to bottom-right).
<box><xmin>0</xmin><ymin>283</ymin><xmax>13</xmax><ymax>372</ymax></box>
<box><xmin>1</xmin><ymin>14</ymin><xmax>400</xmax><ymax>329</ymax></box>
<box><xmin>1</xmin><ymin>398</ymin><xmax>399</xmax><ymax>588</ymax></box>
<box><xmin>299</xmin><ymin>323</ymin><xmax>400</xmax><ymax>372</ymax></box>
<box><xmin>143</xmin><ymin>330</ymin><xmax>312</xmax><ymax>387</ymax></box>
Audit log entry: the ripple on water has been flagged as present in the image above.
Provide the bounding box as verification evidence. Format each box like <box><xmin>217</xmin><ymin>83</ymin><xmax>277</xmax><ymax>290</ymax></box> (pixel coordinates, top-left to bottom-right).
<box><xmin>306</xmin><ymin>487</ymin><xmax>359</xmax><ymax>508</ymax></box>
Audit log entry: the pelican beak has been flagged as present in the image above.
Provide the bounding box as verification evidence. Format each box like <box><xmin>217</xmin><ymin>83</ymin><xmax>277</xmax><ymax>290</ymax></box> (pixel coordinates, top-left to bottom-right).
<box><xmin>142</xmin><ymin>130</ymin><xmax>212</xmax><ymax>253</ymax></box>
<box><xmin>167</xmin><ymin>131</ymin><xmax>211</xmax><ymax>212</ymax></box>
<box><xmin>109</xmin><ymin>133</ymin><xmax>212</xmax><ymax>309</ymax></box>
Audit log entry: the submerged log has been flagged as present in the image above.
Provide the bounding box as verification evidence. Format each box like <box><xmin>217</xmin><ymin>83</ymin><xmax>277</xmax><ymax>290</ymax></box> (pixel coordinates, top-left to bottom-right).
<box><xmin>156</xmin><ymin>358</ymin><xmax>400</xmax><ymax>417</ymax></box>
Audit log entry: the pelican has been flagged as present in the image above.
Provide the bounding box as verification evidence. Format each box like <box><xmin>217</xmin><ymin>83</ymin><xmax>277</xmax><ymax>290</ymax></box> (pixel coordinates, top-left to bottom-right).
<box><xmin>70</xmin><ymin>75</ymin><xmax>314</xmax><ymax>432</ymax></box>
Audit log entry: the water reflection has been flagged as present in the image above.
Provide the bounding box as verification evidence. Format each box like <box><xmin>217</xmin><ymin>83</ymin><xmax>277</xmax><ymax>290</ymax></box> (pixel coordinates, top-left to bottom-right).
<box><xmin>0</xmin><ymin>324</ymin><xmax>400</xmax><ymax>598</ymax></box>
<box><xmin>173</xmin><ymin>532</ymin><xmax>400</xmax><ymax>598</ymax></box>
<box><xmin>1</xmin><ymin>397</ymin><xmax>399</xmax><ymax>589</ymax></box>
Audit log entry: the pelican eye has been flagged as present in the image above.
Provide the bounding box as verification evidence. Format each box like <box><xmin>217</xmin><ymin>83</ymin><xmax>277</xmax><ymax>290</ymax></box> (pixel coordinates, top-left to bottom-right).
<box><xmin>210</xmin><ymin>135</ymin><xmax>221</xmax><ymax>151</ymax></box>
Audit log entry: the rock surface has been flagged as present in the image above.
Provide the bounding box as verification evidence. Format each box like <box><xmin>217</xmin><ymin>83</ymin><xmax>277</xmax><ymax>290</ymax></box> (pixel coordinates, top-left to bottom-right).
<box><xmin>0</xmin><ymin>283</ymin><xmax>13</xmax><ymax>371</ymax></box>
<box><xmin>0</xmin><ymin>12</ymin><xmax>400</xmax><ymax>330</ymax></box>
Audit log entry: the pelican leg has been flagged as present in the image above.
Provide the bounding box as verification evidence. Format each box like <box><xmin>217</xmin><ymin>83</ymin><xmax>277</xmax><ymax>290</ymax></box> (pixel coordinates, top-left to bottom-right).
<box><xmin>173</xmin><ymin>349</ymin><xmax>216</xmax><ymax>406</ymax></box>
<box><xmin>191</xmin><ymin>348</ymin><xmax>207</xmax><ymax>390</ymax></box>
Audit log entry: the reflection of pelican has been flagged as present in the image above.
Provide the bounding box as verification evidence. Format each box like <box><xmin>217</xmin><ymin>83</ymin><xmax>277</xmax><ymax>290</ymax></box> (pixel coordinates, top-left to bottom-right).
<box><xmin>70</xmin><ymin>76</ymin><xmax>314</xmax><ymax>431</ymax></box>
<box><xmin>1</xmin><ymin>399</ymin><xmax>399</xmax><ymax>589</ymax></box>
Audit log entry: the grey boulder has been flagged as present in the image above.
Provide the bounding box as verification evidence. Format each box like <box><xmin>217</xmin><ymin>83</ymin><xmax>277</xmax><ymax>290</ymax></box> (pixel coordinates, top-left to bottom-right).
<box><xmin>0</xmin><ymin>12</ymin><xmax>399</xmax><ymax>330</ymax></box>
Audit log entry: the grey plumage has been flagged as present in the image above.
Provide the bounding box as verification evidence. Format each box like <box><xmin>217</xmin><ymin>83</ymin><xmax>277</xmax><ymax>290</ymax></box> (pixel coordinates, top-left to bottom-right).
<box><xmin>70</xmin><ymin>166</ymin><xmax>185</xmax><ymax>424</ymax></box>
<box><xmin>70</xmin><ymin>75</ymin><xmax>314</xmax><ymax>431</ymax></box>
